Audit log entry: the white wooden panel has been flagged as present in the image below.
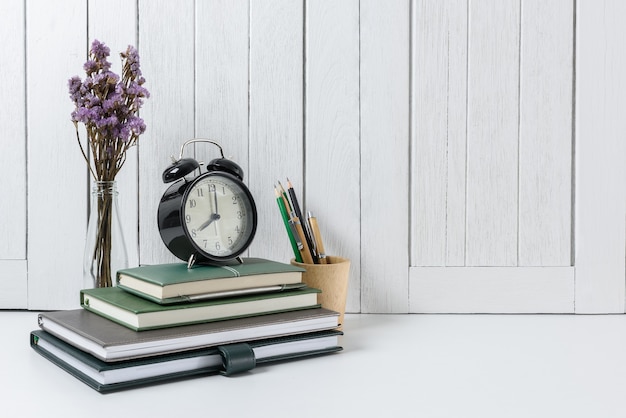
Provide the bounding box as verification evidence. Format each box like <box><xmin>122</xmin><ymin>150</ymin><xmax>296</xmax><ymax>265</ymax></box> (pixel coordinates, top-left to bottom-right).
<box><xmin>575</xmin><ymin>0</ymin><xmax>626</xmax><ymax>313</ymax></box>
<box><xmin>27</xmin><ymin>0</ymin><xmax>87</xmax><ymax>310</ymax></box>
<box><xmin>88</xmin><ymin>0</ymin><xmax>139</xmax><ymax>268</ymax></box>
<box><xmin>248</xmin><ymin>0</ymin><xmax>303</xmax><ymax>262</ymax></box>
<box><xmin>411</xmin><ymin>0</ymin><xmax>467</xmax><ymax>267</ymax></box>
<box><xmin>518</xmin><ymin>0</ymin><xmax>573</xmax><ymax>267</ymax></box>
<box><xmin>305</xmin><ymin>0</ymin><xmax>360</xmax><ymax>312</ymax></box>
<box><xmin>445</xmin><ymin>0</ymin><xmax>469</xmax><ymax>267</ymax></box>
<box><xmin>138</xmin><ymin>0</ymin><xmax>195</xmax><ymax>265</ymax></box>
<box><xmin>466</xmin><ymin>0</ymin><xmax>519</xmax><ymax>266</ymax></box>
<box><xmin>410</xmin><ymin>266</ymin><xmax>575</xmax><ymax>313</ymax></box>
<box><xmin>195</xmin><ymin>0</ymin><xmax>249</xmax><ymax>173</ymax></box>
<box><xmin>0</xmin><ymin>261</ymin><xmax>27</xmax><ymax>308</ymax></box>
<box><xmin>0</xmin><ymin>0</ymin><xmax>26</xmax><ymax>261</ymax></box>
<box><xmin>411</xmin><ymin>0</ymin><xmax>448</xmax><ymax>266</ymax></box>
<box><xmin>361</xmin><ymin>0</ymin><xmax>410</xmax><ymax>313</ymax></box>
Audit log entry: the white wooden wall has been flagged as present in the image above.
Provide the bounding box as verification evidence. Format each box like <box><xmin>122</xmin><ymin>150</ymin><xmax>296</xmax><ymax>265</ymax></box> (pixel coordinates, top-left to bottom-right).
<box><xmin>410</xmin><ymin>0</ymin><xmax>625</xmax><ymax>313</ymax></box>
<box><xmin>411</xmin><ymin>0</ymin><xmax>576</xmax><ymax>312</ymax></box>
<box><xmin>1</xmin><ymin>0</ymin><xmax>624</xmax><ymax>314</ymax></box>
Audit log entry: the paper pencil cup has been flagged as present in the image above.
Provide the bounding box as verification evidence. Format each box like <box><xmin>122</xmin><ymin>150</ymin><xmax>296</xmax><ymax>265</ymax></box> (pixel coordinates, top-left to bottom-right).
<box><xmin>291</xmin><ymin>256</ymin><xmax>350</xmax><ymax>330</ymax></box>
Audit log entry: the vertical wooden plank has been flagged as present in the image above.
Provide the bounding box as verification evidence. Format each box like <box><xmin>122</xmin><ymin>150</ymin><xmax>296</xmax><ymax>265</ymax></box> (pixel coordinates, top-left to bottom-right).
<box><xmin>27</xmin><ymin>0</ymin><xmax>87</xmax><ymax>309</ymax></box>
<box><xmin>411</xmin><ymin>0</ymin><xmax>467</xmax><ymax>267</ymax></box>
<box><xmin>305</xmin><ymin>0</ymin><xmax>360</xmax><ymax>312</ymax></box>
<box><xmin>248</xmin><ymin>0</ymin><xmax>303</xmax><ymax>262</ymax></box>
<box><xmin>361</xmin><ymin>0</ymin><xmax>410</xmax><ymax>312</ymax></box>
<box><xmin>466</xmin><ymin>0</ymin><xmax>519</xmax><ymax>267</ymax></box>
<box><xmin>411</xmin><ymin>0</ymin><xmax>448</xmax><ymax>266</ymax></box>
<box><xmin>0</xmin><ymin>0</ymin><xmax>26</xmax><ymax>262</ymax></box>
<box><xmin>575</xmin><ymin>0</ymin><xmax>626</xmax><ymax>313</ymax></box>
<box><xmin>88</xmin><ymin>0</ymin><xmax>139</xmax><ymax>268</ymax></box>
<box><xmin>518</xmin><ymin>0</ymin><xmax>573</xmax><ymax>267</ymax></box>
<box><xmin>138</xmin><ymin>0</ymin><xmax>195</xmax><ymax>265</ymax></box>
<box><xmin>0</xmin><ymin>0</ymin><xmax>26</xmax><ymax>310</ymax></box>
<box><xmin>445</xmin><ymin>0</ymin><xmax>468</xmax><ymax>266</ymax></box>
<box><xmin>195</xmin><ymin>0</ymin><xmax>249</xmax><ymax>175</ymax></box>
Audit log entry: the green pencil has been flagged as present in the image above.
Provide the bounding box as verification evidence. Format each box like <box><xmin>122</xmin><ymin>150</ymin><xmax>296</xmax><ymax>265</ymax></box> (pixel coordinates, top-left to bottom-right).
<box><xmin>275</xmin><ymin>187</ymin><xmax>302</xmax><ymax>262</ymax></box>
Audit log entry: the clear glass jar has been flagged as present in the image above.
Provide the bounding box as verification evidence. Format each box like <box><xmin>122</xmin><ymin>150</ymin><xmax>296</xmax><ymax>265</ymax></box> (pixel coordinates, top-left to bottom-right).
<box><xmin>83</xmin><ymin>181</ymin><xmax>128</xmax><ymax>288</ymax></box>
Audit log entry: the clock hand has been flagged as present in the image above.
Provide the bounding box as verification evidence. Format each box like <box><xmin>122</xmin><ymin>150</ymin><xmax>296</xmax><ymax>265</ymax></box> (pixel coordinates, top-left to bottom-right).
<box><xmin>210</xmin><ymin>184</ymin><xmax>219</xmax><ymax>216</ymax></box>
<box><xmin>197</xmin><ymin>184</ymin><xmax>222</xmax><ymax>232</ymax></box>
<box><xmin>210</xmin><ymin>184</ymin><xmax>220</xmax><ymax>235</ymax></box>
<box><xmin>198</xmin><ymin>213</ymin><xmax>221</xmax><ymax>231</ymax></box>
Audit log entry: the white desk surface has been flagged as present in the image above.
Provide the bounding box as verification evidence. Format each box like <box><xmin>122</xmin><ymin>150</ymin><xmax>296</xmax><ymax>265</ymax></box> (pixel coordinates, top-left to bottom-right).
<box><xmin>3</xmin><ymin>310</ymin><xmax>626</xmax><ymax>418</ymax></box>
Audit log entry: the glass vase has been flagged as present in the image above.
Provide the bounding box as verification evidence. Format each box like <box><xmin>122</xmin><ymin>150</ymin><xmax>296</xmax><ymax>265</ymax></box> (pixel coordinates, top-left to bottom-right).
<box><xmin>83</xmin><ymin>181</ymin><xmax>128</xmax><ymax>288</ymax></box>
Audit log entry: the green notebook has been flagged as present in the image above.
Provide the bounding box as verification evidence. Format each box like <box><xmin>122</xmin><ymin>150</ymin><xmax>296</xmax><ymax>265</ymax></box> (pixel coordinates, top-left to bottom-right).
<box><xmin>116</xmin><ymin>258</ymin><xmax>305</xmax><ymax>304</ymax></box>
<box><xmin>80</xmin><ymin>286</ymin><xmax>321</xmax><ymax>331</ymax></box>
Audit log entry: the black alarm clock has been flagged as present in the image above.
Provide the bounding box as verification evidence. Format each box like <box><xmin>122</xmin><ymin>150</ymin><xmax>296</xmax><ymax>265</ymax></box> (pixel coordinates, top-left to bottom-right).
<box><xmin>157</xmin><ymin>139</ymin><xmax>257</xmax><ymax>268</ymax></box>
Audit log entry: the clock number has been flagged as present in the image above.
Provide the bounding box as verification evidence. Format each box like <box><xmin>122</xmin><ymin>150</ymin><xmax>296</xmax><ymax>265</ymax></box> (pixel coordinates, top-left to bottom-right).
<box><xmin>196</xmin><ymin>188</ymin><xmax>204</xmax><ymax>197</ymax></box>
<box><xmin>185</xmin><ymin>215</ymin><xmax>191</xmax><ymax>223</ymax></box>
<box><xmin>189</xmin><ymin>199</ymin><xmax>197</xmax><ymax>208</ymax></box>
<box><xmin>237</xmin><ymin>210</ymin><xmax>244</xmax><ymax>219</ymax></box>
<box><xmin>191</xmin><ymin>229</ymin><xmax>197</xmax><ymax>238</ymax></box>
<box><xmin>228</xmin><ymin>236</ymin><xmax>233</xmax><ymax>245</ymax></box>
<box><xmin>215</xmin><ymin>242</ymin><xmax>221</xmax><ymax>251</ymax></box>
<box><xmin>232</xmin><ymin>196</ymin><xmax>238</xmax><ymax>204</ymax></box>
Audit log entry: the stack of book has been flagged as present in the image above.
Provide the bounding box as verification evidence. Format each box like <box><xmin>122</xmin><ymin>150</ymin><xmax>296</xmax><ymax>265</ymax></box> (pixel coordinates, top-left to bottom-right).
<box><xmin>29</xmin><ymin>257</ymin><xmax>343</xmax><ymax>392</ymax></box>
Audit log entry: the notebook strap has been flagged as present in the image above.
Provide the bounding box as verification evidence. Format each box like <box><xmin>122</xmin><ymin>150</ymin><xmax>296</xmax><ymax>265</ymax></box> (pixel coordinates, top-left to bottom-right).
<box><xmin>217</xmin><ymin>343</ymin><xmax>256</xmax><ymax>376</ymax></box>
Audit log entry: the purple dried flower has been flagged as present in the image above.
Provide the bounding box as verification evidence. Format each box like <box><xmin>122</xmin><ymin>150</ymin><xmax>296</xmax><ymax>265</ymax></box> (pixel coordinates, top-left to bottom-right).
<box><xmin>83</xmin><ymin>60</ymin><xmax>98</xmax><ymax>73</ymax></box>
<box><xmin>69</xmin><ymin>39</ymin><xmax>149</xmax><ymax>181</ymax></box>
<box><xmin>68</xmin><ymin>77</ymin><xmax>83</xmax><ymax>102</ymax></box>
<box><xmin>128</xmin><ymin>116</ymin><xmax>146</xmax><ymax>135</ymax></box>
<box><xmin>121</xmin><ymin>45</ymin><xmax>142</xmax><ymax>77</ymax></box>
<box><xmin>90</xmin><ymin>40</ymin><xmax>110</xmax><ymax>61</ymax></box>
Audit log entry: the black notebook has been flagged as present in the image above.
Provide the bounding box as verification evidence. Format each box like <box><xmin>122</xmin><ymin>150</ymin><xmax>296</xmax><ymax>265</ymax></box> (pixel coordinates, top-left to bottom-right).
<box><xmin>31</xmin><ymin>329</ymin><xmax>343</xmax><ymax>393</ymax></box>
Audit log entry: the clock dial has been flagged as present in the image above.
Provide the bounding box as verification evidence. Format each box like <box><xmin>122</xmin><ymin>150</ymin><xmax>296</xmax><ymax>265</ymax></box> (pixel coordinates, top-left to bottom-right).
<box><xmin>182</xmin><ymin>175</ymin><xmax>255</xmax><ymax>258</ymax></box>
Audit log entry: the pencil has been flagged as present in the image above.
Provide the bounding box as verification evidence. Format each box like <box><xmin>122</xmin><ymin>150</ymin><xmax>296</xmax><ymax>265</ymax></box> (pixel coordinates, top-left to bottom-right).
<box><xmin>291</xmin><ymin>212</ymin><xmax>314</xmax><ymax>264</ymax></box>
<box><xmin>286</xmin><ymin>178</ymin><xmax>317</xmax><ymax>263</ymax></box>
<box><xmin>277</xmin><ymin>181</ymin><xmax>292</xmax><ymax>212</ymax></box>
<box><xmin>275</xmin><ymin>187</ymin><xmax>302</xmax><ymax>262</ymax></box>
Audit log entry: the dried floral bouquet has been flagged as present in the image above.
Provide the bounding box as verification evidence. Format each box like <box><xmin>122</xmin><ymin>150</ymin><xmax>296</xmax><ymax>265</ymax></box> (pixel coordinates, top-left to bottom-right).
<box><xmin>69</xmin><ymin>40</ymin><xmax>149</xmax><ymax>287</ymax></box>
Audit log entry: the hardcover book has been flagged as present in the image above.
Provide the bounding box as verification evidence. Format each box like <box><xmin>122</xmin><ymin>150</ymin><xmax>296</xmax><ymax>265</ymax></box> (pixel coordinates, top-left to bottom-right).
<box><xmin>80</xmin><ymin>286</ymin><xmax>321</xmax><ymax>331</ymax></box>
<box><xmin>38</xmin><ymin>308</ymin><xmax>340</xmax><ymax>362</ymax></box>
<box><xmin>116</xmin><ymin>258</ymin><xmax>305</xmax><ymax>304</ymax></box>
<box><xmin>31</xmin><ymin>329</ymin><xmax>342</xmax><ymax>393</ymax></box>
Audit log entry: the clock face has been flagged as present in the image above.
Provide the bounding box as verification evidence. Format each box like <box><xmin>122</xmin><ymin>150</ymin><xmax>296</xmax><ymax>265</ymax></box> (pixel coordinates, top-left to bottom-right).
<box><xmin>182</xmin><ymin>174</ymin><xmax>256</xmax><ymax>259</ymax></box>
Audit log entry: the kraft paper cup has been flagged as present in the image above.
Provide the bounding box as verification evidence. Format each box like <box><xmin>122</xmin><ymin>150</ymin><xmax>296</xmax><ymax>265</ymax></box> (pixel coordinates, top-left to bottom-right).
<box><xmin>291</xmin><ymin>256</ymin><xmax>350</xmax><ymax>330</ymax></box>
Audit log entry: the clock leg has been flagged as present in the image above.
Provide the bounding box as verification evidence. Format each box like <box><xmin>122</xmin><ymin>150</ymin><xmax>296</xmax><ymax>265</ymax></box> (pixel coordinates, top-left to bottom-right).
<box><xmin>187</xmin><ymin>253</ymin><xmax>197</xmax><ymax>269</ymax></box>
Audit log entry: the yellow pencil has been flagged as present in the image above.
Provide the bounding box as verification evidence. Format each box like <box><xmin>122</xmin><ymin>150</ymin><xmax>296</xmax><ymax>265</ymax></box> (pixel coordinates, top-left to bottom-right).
<box><xmin>291</xmin><ymin>212</ymin><xmax>314</xmax><ymax>264</ymax></box>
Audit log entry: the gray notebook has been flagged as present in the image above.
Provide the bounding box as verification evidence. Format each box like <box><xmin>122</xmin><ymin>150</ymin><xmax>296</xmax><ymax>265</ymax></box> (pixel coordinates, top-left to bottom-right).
<box><xmin>38</xmin><ymin>308</ymin><xmax>339</xmax><ymax>362</ymax></box>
